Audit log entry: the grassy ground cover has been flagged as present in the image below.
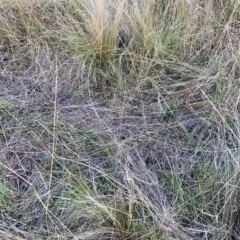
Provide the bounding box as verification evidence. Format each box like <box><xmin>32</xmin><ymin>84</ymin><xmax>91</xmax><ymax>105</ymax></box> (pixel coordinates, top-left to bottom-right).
<box><xmin>0</xmin><ymin>0</ymin><xmax>240</xmax><ymax>239</ymax></box>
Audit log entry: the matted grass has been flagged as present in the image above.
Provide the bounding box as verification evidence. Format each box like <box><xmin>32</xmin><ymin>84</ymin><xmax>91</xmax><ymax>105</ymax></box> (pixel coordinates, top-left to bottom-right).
<box><xmin>0</xmin><ymin>0</ymin><xmax>240</xmax><ymax>239</ymax></box>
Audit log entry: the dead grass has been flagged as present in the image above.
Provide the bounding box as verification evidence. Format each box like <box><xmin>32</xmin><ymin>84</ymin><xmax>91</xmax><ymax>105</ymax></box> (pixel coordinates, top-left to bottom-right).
<box><xmin>0</xmin><ymin>0</ymin><xmax>240</xmax><ymax>239</ymax></box>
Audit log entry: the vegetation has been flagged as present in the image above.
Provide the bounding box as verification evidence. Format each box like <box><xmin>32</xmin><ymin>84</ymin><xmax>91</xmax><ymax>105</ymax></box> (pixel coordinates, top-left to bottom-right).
<box><xmin>0</xmin><ymin>0</ymin><xmax>239</xmax><ymax>239</ymax></box>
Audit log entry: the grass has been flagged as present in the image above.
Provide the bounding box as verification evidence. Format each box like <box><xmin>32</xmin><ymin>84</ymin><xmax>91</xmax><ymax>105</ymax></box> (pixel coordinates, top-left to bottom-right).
<box><xmin>0</xmin><ymin>0</ymin><xmax>240</xmax><ymax>239</ymax></box>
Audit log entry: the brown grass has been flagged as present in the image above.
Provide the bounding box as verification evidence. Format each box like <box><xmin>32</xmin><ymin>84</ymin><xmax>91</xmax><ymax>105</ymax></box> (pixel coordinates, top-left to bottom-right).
<box><xmin>0</xmin><ymin>0</ymin><xmax>240</xmax><ymax>239</ymax></box>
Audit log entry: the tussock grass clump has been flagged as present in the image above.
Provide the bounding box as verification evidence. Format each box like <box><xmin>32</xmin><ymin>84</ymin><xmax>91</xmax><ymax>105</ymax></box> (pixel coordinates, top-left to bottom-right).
<box><xmin>58</xmin><ymin>0</ymin><xmax>125</xmax><ymax>63</ymax></box>
<box><xmin>0</xmin><ymin>0</ymin><xmax>240</xmax><ymax>239</ymax></box>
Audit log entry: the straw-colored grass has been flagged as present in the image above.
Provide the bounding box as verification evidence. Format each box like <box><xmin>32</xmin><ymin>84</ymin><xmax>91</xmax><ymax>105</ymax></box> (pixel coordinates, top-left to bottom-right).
<box><xmin>0</xmin><ymin>0</ymin><xmax>240</xmax><ymax>239</ymax></box>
